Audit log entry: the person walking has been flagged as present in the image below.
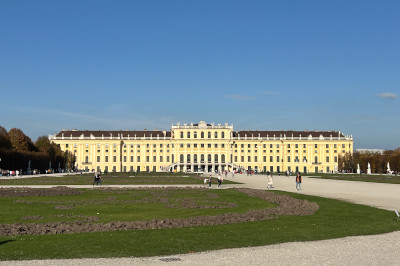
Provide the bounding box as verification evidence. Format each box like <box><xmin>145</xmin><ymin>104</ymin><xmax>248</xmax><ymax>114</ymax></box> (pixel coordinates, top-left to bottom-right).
<box><xmin>93</xmin><ymin>172</ymin><xmax>102</xmax><ymax>186</ymax></box>
<box><xmin>267</xmin><ymin>174</ymin><xmax>274</xmax><ymax>189</ymax></box>
<box><xmin>295</xmin><ymin>172</ymin><xmax>302</xmax><ymax>191</ymax></box>
<box><xmin>217</xmin><ymin>174</ymin><xmax>222</xmax><ymax>187</ymax></box>
<box><xmin>93</xmin><ymin>172</ymin><xmax>98</xmax><ymax>186</ymax></box>
<box><xmin>208</xmin><ymin>175</ymin><xmax>212</xmax><ymax>187</ymax></box>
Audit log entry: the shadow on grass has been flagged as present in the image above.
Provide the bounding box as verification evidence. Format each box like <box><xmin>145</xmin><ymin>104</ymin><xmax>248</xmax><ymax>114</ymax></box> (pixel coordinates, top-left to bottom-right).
<box><xmin>0</xmin><ymin>240</ymin><xmax>15</xmax><ymax>246</ymax></box>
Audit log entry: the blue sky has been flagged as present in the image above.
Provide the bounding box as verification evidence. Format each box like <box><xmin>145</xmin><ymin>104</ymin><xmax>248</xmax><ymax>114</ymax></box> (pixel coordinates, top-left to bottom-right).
<box><xmin>0</xmin><ymin>0</ymin><xmax>399</xmax><ymax>149</ymax></box>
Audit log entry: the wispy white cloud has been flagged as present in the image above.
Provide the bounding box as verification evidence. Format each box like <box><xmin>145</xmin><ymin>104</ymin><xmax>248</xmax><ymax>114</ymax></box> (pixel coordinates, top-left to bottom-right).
<box><xmin>375</xmin><ymin>92</ymin><xmax>398</xmax><ymax>99</ymax></box>
<box><xmin>261</xmin><ymin>91</ymin><xmax>277</xmax><ymax>95</ymax></box>
<box><xmin>225</xmin><ymin>94</ymin><xmax>254</xmax><ymax>101</ymax></box>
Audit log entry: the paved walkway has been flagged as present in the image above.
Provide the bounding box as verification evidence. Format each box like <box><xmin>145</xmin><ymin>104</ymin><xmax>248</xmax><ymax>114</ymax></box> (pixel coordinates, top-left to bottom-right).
<box><xmin>223</xmin><ymin>173</ymin><xmax>400</xmax><ymax>211</ymax></box>
<box><xmin>1</xmin><ymin>173</ymin><xmax>400</xmax><ymax>265</ymax></box>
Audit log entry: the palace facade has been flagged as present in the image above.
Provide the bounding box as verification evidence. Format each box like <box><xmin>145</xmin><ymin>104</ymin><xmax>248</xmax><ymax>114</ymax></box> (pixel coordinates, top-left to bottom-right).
<box><xmin>50</xmin><ymin>121</ymin><xmax>353</xmax><ymax>174</ymax></box>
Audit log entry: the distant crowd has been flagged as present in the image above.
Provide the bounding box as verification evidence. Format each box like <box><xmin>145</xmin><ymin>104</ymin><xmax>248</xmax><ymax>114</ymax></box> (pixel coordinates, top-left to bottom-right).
<box><xmin>0</xmin><ymin>169</ymin><xmax>23</xmax><ymax>176</ymax></box>
<box><xmin>0</xmin><ymin>168</ymin><xmax>76</xmax><ymax>176</ymax></box>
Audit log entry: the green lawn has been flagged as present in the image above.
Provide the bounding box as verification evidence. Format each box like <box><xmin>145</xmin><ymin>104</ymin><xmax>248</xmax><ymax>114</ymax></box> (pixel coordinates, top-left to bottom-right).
<box><xmin>305</xmin><ymin>173</ymin><xmax>400</xmax><ymax>184</ymax></box>
<box><xmin>0</xmin><ymin>190</ymin><xmax>399</xmax><ymax>260</ymax></box>
<box><xmin>0</xmin><ymin>172</ymin><xmax>240</xmax><ymax>185</ymax></box>
<box><xmin>0</xmin><ymin>188</ymin><xmax>273</xmax><ymax>224</ymax></box>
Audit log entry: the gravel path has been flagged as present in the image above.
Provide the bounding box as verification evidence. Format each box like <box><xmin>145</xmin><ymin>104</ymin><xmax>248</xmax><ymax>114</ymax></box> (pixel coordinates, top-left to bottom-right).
<box><xmin>1</xmin><ymin>173</ymin><xmax>400</xmax><ymax>265</ymax></box>
<box><xmin>3</xmin><ymin>231</ymin><xmax>400</xmax><ymax>266</ymax></box>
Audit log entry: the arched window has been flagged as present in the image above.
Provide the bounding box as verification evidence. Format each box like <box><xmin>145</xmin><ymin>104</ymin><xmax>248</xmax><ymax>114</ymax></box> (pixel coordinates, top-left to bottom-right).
<box><xmin>172</xmin><ymin>154</ymin><xmax>174</xmax><ymax>163</ymax></box>
<box><xmin>221</xmin><ymin>154</ymin><xmax>225</xmax><ymax>163</ymax></box>
<box><xmin>180</xmin><ymin>154</ymin><xmax>184</xmax><ymax>163</ymax></box>
<box><xmin>85</xmin><ymin>156</ymin><xmax>89</xmax><ymax>163</ymax></box>
<box><xmin>208</xmin><ymin>132</ymin><xmax>211</xmax><ymax>138</ymax></box>
<box><xmin>194</xmin><ymin>154</ymin><xmax>198</xmax><ymax>163</ymax></box>
<box><xmin>214</xmin><ymin>154</ymin><xmax>219</xmax><ymax>162</ymax></box>
<box><xmin>208</xmin><ymin>154</ymin><xmax>212</xmax><ymax>163</ymax></box>
<box><xmin>187</xmin><ymin>131</ymin><xmax>190</xmax><ymax>138</ymax></box>
<box><xmin>315</xmin><ymin>156</ymin><xmax>318</xmax><ymax>163</ymax></box>
<box><xmin>194</xmin><ymin>131</ymin><xmax>197</xmax><ymax>138</ymax></box>
<box><xmin>180</xmin><ymin>132</ymin><xmax>184</xmax><ymax>138</ymax></box>
<box><xmin>187</xmin><ymin>154</ymin><xmax>191</xmax><ymax>163</ymax></box>
<box><xmin>215</xmin><ymin>131</ymin><xmax>218</xmax><ymax>138</ymax></box>
<box><xmin>201</xmin><ymin>154</ymin><xmax>205</xmax><ymax>163</ymax></box>
<box><xmin>222</xmin><ymin>132</ymin><xmax>225</xmax><ymax>138</ymax></box>
<box><xmin>201</xmin><ymin>131</ymin><xmax>204</xmax><ymax>138</ymax></box>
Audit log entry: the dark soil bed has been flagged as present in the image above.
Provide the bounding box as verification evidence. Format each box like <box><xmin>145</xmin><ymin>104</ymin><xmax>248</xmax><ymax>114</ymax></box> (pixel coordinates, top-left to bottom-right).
<box><xmin>0</xmin><ymin>187</ymin><xmax>319</xmax><ymax>236</ymax></box>
<box><xmin>0</xmin><ymin>186</ymin><xmax>81</xmax><ymax>197</ymax></box>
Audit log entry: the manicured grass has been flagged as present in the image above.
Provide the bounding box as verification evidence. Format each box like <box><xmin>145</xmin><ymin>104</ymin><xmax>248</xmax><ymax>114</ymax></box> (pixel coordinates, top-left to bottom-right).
<box><xmin>0</xmin><ymin>191</ymin><xmax>399</xmax><ymax>260</ymax></box>
<box><xmin>0</xmin><ymin>172</ymin><xmax>240</xmax><ymax>185</ymax></box>
<box><xmin>305</xmin><ymin>173</ymin><xmax>400</xmax><ymax>184</ymax></box>
<box><xmin>0</xmin><ymin>189</ymin><xmax>274</xmax><ymax>224</ymax></box>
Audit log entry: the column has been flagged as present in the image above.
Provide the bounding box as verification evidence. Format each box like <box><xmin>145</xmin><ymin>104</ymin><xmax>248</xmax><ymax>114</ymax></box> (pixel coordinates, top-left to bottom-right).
<box><xmin>197</xmin><ymin>153</ymin><xmax>200</xmax><ymax>171</ymax></box>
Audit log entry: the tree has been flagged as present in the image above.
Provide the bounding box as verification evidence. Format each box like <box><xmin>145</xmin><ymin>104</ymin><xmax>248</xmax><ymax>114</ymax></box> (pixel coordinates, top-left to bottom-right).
<box><xmin>35</xmin><ymin>136</ymin><xmax>64</xmax><ymax>169</ymax></box>
<box><xmin>0</xmin><ymin>126</ymin><xmax>12</xmax><ymax>149</ymax></box>
<box><xmin>338</xmin><ymin>153</ymin><xmax>356</xmax><ymax>172</ymax></box>
<box><xmin>64</xmin><ymin>150</ymin><xmax>75</xmax><ymax>170</ymax></box>
<box><xmin>1</xmin><ymin>129</ymin><xmax>66</xmax><ymax>171</ymax></box>
<box><xmin>8</xmin><ymin>128</ymin><xmax>30</xmax><ymax>151</ymax></box>
<box><xmin>35</xmin><ymin>136</ymin><xmax>51</xmax><ymax>153</ymax></box>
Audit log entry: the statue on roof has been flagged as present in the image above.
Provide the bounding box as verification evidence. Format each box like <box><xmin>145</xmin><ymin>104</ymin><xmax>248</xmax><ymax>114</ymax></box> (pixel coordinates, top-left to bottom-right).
<box><xmin>198</xmin><ymin>121</ymin><xmax>207</xmax><ymax>129</ymax></box>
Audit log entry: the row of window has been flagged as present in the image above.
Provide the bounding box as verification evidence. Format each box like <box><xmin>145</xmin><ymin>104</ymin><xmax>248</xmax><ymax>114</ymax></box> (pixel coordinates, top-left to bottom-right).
<box><xmin>88</xmin><ymin>154</ymin><xmax>338</xmax><ymax>164</ymax></box>
<box><xmin>84</xmin><ymin>148</ymin><xmax>346</xmax><ymax>155</ymax></box>
<box><xmin>234</xmin><ymin>149</ymin><xmax>345</xmax><ymax>154</ymax></box>
<box><xmin>235</xmin><ymin>143</ymin><xmax>348</xmax><ymax>149</ymax></box>
<box><xmin>179</xmin><ymin>143</ymin><xmax>226</xmax><ymax>148</ymax></box>
<box><xmin>82</xmin><ymin>148</ymin><xmax>347</xmax><ymax>156</ymax></box>
<box><xmin>93</xmin><ymin>155</ymin><xmax>174</xmax><ymax>163</ymax></box>
<box><xmin>179</xmin><ymin>154</ymin><xmax>226</xmax><ymax>163</ymax></box>
<box><xmin>179</xmin><ymin>131</ymin><xmax>226</xmax><ymax>139</ymax></box>
<box><xmin>233</xmin><ymin>155</ymin><xmax>338</xmax><ymax>163</ymax></box>
<box><xmin>68</xmin><ymin>143</ymin><xmax>174</xmax><ymax>149</ymax></box>
<box><xmin>70</xmin><ymin>143</ymin><xmax>349</xmax><ymax>150</ymax></box>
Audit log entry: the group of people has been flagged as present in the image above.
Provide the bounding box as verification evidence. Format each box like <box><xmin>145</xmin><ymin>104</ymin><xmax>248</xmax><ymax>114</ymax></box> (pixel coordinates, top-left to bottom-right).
<box><xmin>267</xmin><ymin>172</ymin><xmax>302</xmax><ymax>191</ymax></box>
<box><xmin>203</xmin><ymin>173</ymin><xmax>224</xmax><ymax>188</ymax></box>
<box><xmin>0</xmin><ymin>170</ymin><xmax>22</xmax><ymax>176</ymax></box>
<box><xmin>202</xmin><ymin>171</ymin><xmax>303</xmax><ymax>191</ymax></box>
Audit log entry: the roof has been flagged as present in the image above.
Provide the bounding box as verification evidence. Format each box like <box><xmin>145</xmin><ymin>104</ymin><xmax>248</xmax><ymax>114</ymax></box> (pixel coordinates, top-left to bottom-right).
<box><xmin>233</xmin><ymin>130</ymin><xmax>344</xmax><ymax>138</ymax></box>
<box><xmin>56</xmin><ymin>130</ymin><xmax>171</xmax><ymax>138</ymax></box>
<box><xmin>55</xmin><ymin>129</ymin><xmax>345</xmax><ymax>139</ymax></box>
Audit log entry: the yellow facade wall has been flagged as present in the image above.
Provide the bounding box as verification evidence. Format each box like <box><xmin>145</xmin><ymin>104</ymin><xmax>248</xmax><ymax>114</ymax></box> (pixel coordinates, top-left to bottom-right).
<box><xmin>50</xmin><ymin>121</ymin><xmax>353</xmax><ymax>174</ymax></box>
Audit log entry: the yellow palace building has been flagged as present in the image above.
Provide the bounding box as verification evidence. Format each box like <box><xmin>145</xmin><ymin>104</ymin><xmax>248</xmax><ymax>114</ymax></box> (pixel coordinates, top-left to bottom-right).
<box><xmin>50</xmin><ymin>121</ymin><xmax>353</xmax><ymax>174</ymax></box>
